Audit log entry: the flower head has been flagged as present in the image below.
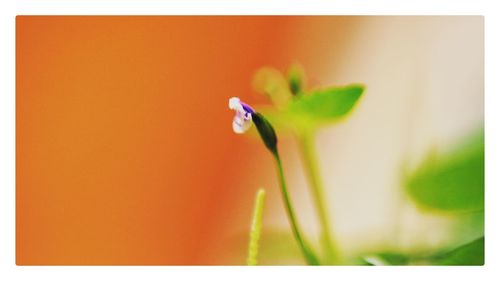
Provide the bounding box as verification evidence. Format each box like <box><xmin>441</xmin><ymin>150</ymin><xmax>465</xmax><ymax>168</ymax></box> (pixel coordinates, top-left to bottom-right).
<box><xmin>229</xmin><ymin>97</ymin><xmax>278</xmax><ymax>155</ymax></box>
<box><xmin>229</xmin><ymin>97</ymin><xmax>255</xmax><ymax>134</ymax></box>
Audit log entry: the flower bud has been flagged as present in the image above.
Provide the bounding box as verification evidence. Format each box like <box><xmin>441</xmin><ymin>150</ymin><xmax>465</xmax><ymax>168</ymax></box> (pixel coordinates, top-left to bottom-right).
<box><xmin>252</xmin><ymin>112</ymin><xmax>278</xmax><ymax>155</ymax></box>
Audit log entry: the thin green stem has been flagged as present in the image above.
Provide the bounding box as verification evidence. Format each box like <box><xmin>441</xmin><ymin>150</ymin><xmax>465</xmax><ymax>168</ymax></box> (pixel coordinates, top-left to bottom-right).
<box><xmin>298</xmin><ymin>131</ymin><xmax>338</xmax><ymax>264</ymax></box>
<box><xmin>273</xmin><ymin>152</ymin><xmax>320</xmax><ymax>265</ymax></box>
<box><xmin>247</xmin><ymin>189</ymin><xmax>266</xmax><ymax>266</ymax></box>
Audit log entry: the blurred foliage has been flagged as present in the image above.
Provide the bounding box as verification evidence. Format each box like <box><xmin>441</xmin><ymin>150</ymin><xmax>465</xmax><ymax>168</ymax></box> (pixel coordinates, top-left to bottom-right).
<box><xmin>253</xmin><ymin>67</ymin><xmax>292</xmax><ymax>109</ymax></box>
<box><xmin>450</xmin><ymin>211</ymin><xmax>484</xmax><ymax>247</ymax></box>
<box><xmin>362</xmin><ymin>237</ymin><xmax>484</xmax><ymax>265</ymax></box>
<box><xmin>360</xmin><ymin>129</ymin><xmax>485</xmax><ymax>266</ymax></box>
<box><xmin>242</xmin><ymin>64</ymin><xmax>484</xmax><ymax>266</ymax></box>
<box><xmin>431</xmin><ymin>236</ymin><xmax>484</xmax><ymax>265</ymax></box>
<box><xmin>405</xmin><ymin>129</ymin><xmax>484</xmax><ymax>212</ymax></box>
<box><xmin>286</xmin><ymin>63</ymin><xmax>306</xmax><ymax>96</ymax></box>
<box><xmin>288</xmin><ymin>85</ymin><xmax>364</xmax><ymax>124</ymax></box>
<box><xmin>223</xmin><ymin>230</ymin><xmax>305</xmax><ymax>265</ymax></box>
<box><xmin>258</xmin><ymin>231</ymin><xmax>305</xmax><ymax>265</ymax></box>
<box><xmin>362</xmin><ymin>252</ymin><xmax>411</xmax><ymax>266</ymax></box>
<box><xmin>253</xmin><ymin>64</ymin><xmax>364</xmax><ymax>134</ymax></box>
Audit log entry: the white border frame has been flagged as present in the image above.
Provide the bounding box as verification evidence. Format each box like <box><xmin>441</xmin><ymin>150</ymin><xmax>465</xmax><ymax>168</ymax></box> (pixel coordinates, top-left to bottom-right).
<box><xmin>1</xmin><ymin>1</ymin><xmax>498</xmax><ymax>280</ymax></box>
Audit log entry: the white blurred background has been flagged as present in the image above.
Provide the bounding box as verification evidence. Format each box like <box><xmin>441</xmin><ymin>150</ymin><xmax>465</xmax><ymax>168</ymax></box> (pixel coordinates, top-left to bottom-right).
<box><xmin>260</xmin><ymin>16</ymin><xmax>484</xmax><ymax>260</ymax></box>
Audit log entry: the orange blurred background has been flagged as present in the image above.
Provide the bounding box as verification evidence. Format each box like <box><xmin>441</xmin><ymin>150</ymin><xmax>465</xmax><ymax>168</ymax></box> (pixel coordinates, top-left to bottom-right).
<box><xmin>16</xmin><ymin>16</ymin><xmax>347</xmax><ymax>265</ymax></box>
<box><xmin>17</xmin><ymin>16</ymin><xmax>483</xmax><ymax>265</ymax></box>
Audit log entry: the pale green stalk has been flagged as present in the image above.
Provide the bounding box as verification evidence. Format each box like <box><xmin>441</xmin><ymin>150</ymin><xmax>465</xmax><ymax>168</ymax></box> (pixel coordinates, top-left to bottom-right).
<box><xmin>298</xmin><ymin>131</ymin><xmax>339</xmax><ymax>264</ymax></box>
<box><xmin>247</xmin><ymin>189</ymin><xmax>266</xmax><ymax>266</ymax></box>
<box><xmin>274</xmin><ymin>152</ymin><xmax>320</xmax><ymax>265</ymax></box>
<box><xmin>251</xmin><ymin>112</ymin><xmax>319</xmax><ymax>265</ymax></box>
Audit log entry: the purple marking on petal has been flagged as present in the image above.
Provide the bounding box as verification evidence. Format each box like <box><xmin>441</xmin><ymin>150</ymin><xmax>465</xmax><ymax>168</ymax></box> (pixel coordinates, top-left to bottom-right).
<box><xmin>241</xmin><ymin>102</ymin><xmax>255</xmax><ymax>114</ymax></box>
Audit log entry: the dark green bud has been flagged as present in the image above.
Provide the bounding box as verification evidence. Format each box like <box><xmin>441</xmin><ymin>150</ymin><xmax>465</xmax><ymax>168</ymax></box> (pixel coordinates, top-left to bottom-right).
<box><xmin>287</xmin><ymin>64</ymin><xmax>305</xmax><ymax>96</ymax></box>
<box><xmin>252</xmin><ymin>112</ymin><xmax>278</xmax><ymax>155</ymax></box>
<box><xmin>289</xmin><ymin>75</ymin><xmax>301</xmax><ymax>96</ymax></box>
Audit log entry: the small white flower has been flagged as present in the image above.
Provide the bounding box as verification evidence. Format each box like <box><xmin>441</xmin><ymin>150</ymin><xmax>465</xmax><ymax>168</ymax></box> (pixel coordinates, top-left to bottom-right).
<box><xmin>229</xmin><ymin>97</ymin><xmax>255</xmax><ymax>134</ymax></box>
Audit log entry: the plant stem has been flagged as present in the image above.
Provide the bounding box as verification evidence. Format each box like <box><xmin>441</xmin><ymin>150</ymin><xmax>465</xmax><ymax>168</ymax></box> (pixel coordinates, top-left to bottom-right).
<box><xmin>247</xmin><ymin>189</ymin><xmax>266</xmax><ymax>266</ymax></box>
<box><xmin>298</xmin><ymin>131</ymin><xmax>338</xmax><ymax>264</ymax></box>
<box><xmin>273</xmin><ymin>152</ymin><xmax>320</xmax><ymax>265</ymax></box>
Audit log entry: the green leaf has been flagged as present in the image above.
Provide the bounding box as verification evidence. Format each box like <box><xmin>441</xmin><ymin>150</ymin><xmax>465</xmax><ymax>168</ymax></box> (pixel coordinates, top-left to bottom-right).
<box><xmin>405</xmin><ymin>130</ymin><xmax>484</xmax><ymax>212</ymax></box>
<box><xmin>432</xmin><ymin>237</ymin><xmax>484</xmax><ymax>265</ymax></box>
<box><xmin>256</xmin><ymin>84</ymin><xmax>365</xmax><ymax>134</ymax></box>
<box><xmin>362</xmin><ymin>253</ymin><xmax>410</xmax><ymax>265</ymax></box>
<box><xmin>360</xmin><ymin>237</ymin><xmax>484</xmax><ymax>265</ymax></box>
<box><xmin>288</xmin><ymin>84</ymin><xmax>364</xmax><ymax>124</ymax></box>
<box><xmin>450</xmin><ymin>211</ymin><xmax>484</xmax><ymax>244</ymax></box>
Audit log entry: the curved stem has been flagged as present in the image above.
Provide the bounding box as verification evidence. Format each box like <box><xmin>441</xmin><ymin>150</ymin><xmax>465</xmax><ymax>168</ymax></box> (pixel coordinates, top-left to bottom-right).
<box><xmin>273</xmin><ymin>152</ymin><xmax>320</xmax><ymax>265</ymax></box>
<box><xmin>298</xmin><ymin>132</ymin><xmax>338</xmax><ymax>264</ymax></box>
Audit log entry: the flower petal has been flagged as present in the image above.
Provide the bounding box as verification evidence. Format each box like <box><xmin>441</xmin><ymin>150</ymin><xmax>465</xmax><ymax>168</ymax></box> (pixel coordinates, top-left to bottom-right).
<box><xmin>229</xmin><ymin>97</ymin><xmax>254</xmax><ymax>134</ymax></box>
<box><xmin>229</xmin><ymin>97</ymin><xmax>243</xmax><ymax>112</ymax></box>
<box><xmin>232</xmin><ymin>115</ymin><xmax>252</xmax><ymax>134</ymax></box>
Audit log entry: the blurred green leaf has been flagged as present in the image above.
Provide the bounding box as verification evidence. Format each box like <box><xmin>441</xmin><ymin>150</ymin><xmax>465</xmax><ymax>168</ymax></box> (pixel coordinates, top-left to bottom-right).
<box><xmin>288</xmin><ymin>84</ymin><xmax>364</xmax><ymax>123</ymax></box>
<box><xmin>253</xmin><ymin>67</ymin><xmax>292</xmax><ymax>109</ymax></box>
<box><xmin>257</xmin><ymin>84</ymin><xmax>365</xmax><ymax>134</ymax></box>
<box><xmin>361</xmin><ymin>237</ymin><xmax>484</xmax><ymax>265</ymax></box>
<box><xmin>450</xmin><ymin>211</ymin><xmax>484</xmax><ymax>244</ymax></box>
<box><xmin>405</xmin><ymin>130</ymin><xmax>484</xmax><ymax>212</ymax></box>
<box><xmin>362</xmin><ymin>252</ymin><xmax>410</xmax><ymax>265</ymax></box>
<box><xmin>432</xmin><ymin>237</ymin><xmax>484</xmax><ymax>265</ymax></box>
<box><xmin>252</xmin><ymin>66</ymin><xmax>364</xmax><ymax>133</ymax></box>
